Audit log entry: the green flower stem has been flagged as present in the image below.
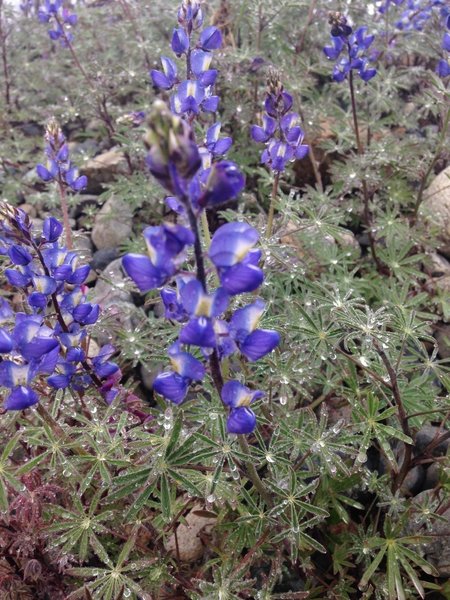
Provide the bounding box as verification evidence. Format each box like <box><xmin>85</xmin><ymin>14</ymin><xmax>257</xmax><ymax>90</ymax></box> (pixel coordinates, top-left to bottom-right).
<box><xmin>57</xmin><ymin>176</ymin><xmax>73</xmax><ymax>250</ymax></box>
<box><xmin>266</xmin><ymin>171</ymin><xmax>280</xmax><ymax>238</ymax></box>
<box><xmin>372</xmin><ymin>339</ymin><xmax>412</xmax><ymax>491</ymax></box>
<box><xmin>348</xmin><ymin>68</ymin><xmax>382</xmax><ymax>272</ymax></box>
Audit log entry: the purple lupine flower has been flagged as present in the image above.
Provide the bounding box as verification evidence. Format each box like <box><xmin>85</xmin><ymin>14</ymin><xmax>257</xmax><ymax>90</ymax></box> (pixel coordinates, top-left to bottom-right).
<box><xmin>0</xmin><ymin>201</ymin><xmax>120</xmax><ymax>411</ymax></box>
<box><xmin>37</xmin><ymin>0</ymin><xmax>77</xmax><ymax>46</ymax></box>
<box><xmin>178</xmin><ymin>280</ymin><xmax>229</xmax><ymax>347</ymax></box>
<box><xmin>209</xmin><ymin>222</ymin><xmax>264</xmax><ymax>295</ymax></box>
<box><xmin>230</xmin><ymin>299</ymin><xmax>281</xmax><ymax>362</ymax></box>
<box><xmin>177</xmin><ymin>0</ymin><xmax>203</xmax><ymax>31</ymax></box>
<box><xmin>150</xmin><ymin>0</ymin><xmax>223</xmax><ymax>120</ymax></box>
<box><xmin>221</xmin><ymin>381</ymin><xmax>264</xmax><ymax>434</ymax></box>
<box><xmin>394</xmin><ymin>0</ymin><xmax>445</xmax><ymax>31</ymax></box>
<box><xmin>251</xmin><ymin>71</ymin><xmax>309</xmax><ymax>173</ymax></box>
<box><xmin>437</xmin><ymin>14</ymin><xmax>450</xmax><ymax>77</ymax></box>
<box><xmin>324</xmin><ymin>13</ymin><xmax>377</xmax><ymax>83</ymax></box>
<box><xmin>36</xmin><ymin>120</ymin><xmax>87</xmax><ymax>192</ymax></box>
<box><xmin>122</xmin><ymin>101</ymin><xmax>280</xmax><ymax>435</ymax></box>
<box><xmin>122</xmin><ymin>223</ymin><xmax>194</xmax><ymax>293</ymax></box>
<box><xmin>153</xmin><ymin>343</ymin><xmax>206</xmax><ymax>404</ymax></box>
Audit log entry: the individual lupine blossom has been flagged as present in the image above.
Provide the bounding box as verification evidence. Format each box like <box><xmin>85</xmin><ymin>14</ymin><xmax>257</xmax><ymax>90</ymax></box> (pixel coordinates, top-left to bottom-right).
<box><xmin>37</xmin><ymin>0</ymin><xmax>78</xmax><ymax>46</ymax></box>
<box><xmin>323</xmin><ymin>13</ymin><xmax>377</xmax><ymax>83</ymax></box>
<box><xmin>150</xmin><ymin>0</ymin><xmax>221</xmax><ymax>117</ymax></box>
<box><xmin>36</xmin><ymin>119</ymin><xmax>87</xmax><ymax>192</ymax></box>
<box><xmin>251</xmin><ymin>71</ymin><xmax>309</xmax><ymax>173</ymax></box>
<box><xmin>0</xmin><ymin>202</ymin><xmax>120</xmax><ymax>410</ymax></box>
<box><xmin>437</xmin><ymin>14</ymin><xmax>450</xmax><ymax>77</ymax></box>
<box><xmin>122</xmin><ymin>103</ymin><xmax>280</xmax><ymax>434</ymax></box>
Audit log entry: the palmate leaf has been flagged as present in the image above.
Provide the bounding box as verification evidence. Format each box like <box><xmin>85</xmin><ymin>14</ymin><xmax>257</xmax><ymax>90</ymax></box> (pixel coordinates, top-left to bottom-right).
<box><xmin>359</xmin><ymin>531</ymin><xmax>437</xmax><ymax>599</ymax></box>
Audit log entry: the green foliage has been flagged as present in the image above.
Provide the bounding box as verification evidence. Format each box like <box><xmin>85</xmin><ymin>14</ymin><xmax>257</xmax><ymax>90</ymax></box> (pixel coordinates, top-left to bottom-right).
<box><xmin>0</xmin><ymin>0</ymin><xmax>450</xmax><ymax>598</ymax></box>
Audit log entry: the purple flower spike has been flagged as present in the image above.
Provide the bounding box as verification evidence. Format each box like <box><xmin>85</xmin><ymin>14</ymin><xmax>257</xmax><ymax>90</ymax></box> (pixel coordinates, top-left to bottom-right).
<box><xmin>251</xmin><ymin>72</ymin><xmax>308</xmax><ymax>173</ymax></box>
<box><xmin>324</xmin><ymin>13</ymin><xmax>377</xmax><ymax>83</ymax></box>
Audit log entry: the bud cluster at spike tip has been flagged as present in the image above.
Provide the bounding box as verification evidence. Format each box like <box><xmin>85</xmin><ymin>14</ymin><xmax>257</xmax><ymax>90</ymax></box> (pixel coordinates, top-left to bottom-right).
<box><xmin>251</xmin><ymin>70</ymin><xmax>309</xmax><ymax>173</ymax></box>
<box><xmin>0</xmin><ymin>202</ymin><xmax>120</xmax><ymax>410</ymax></box>
<box><xmin>37</xmin><ymin>0</ymin><xmax>78</xmax><ymax>46</ymax></box>
<box><xmin>323</xmin><ymin>13</ymin><xmax>377</xmax><ymax>83</ymax></box>
<box><xmin>142</xmin><ymin>101</ymin><xmax>243</xmax><ymax>213</ymax></box>
<box><xmin>36</xmin><ymin>119</ymin><xmax>87</xmax><ymax>192</ymax></box>
<box><xmin>122</xmin><ymin>100</ymin><xmax>279</xmax><ymax>434</ymax></box>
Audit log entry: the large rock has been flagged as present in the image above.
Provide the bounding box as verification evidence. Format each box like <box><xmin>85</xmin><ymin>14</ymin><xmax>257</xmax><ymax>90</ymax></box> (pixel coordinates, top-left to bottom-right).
<box><xmin>81</xmin><ymin>148</ymin><xmax>128</xmax><ymax>193</ymax></box>
<box><xmin>422</xmin><ymin>167</ymin><xmax>450</xmax><ymax>256</ymax></box>
<box><xmin>164</xmin><ymin>504</ymin><xmax>217</xmax><ymax>561</ymax></box>
<box><xmin>92</xmin><ymin>258</ymin><xmax>132</xmax><ymax>305</ymax></box>
<box><xmin>435</xmin><ymin>323</ymin><xmax>450</xmax><ymax>359</ymax></box>
<box><xmin>91</xmin><ymin>258</ymin><xmax>140</xmax><ymax>346</ymax></box>
<box><xmin>91</xmin><ymin>195</ymin><xmax>133</xmax><ymax>250</ymax></box>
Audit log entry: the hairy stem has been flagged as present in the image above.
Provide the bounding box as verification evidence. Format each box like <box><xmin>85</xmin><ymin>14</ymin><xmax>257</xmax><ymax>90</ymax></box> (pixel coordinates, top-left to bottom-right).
<box><xmin>0</xmin><ymin>0</ymin><xmax>11</xmax><ymax>109</ymax></box>
<box><xmin>266</xmin><ymin>171</ymin><xmax>280</xmax><ymax>238</ymax></box>
<box><xmin>347</xmin><ymin>68</ymin><xmax>382</xmax><ymax>271</ymax></box>
<box><xmin>57</xmin><ymin>177</ymin><xmax>73</xmax><ymax>250</ymax></box>
<box><xmin>372</xmin><ymin>339</ymin><xmax>412</xmax><ymax>491</ymax></box>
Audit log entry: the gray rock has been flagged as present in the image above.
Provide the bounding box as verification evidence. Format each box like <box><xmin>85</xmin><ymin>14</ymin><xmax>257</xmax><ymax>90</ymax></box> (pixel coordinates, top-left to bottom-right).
<box><xmin>70</xmin><ymin>194</ymin><xmax>101</xmax><ymax>219</ymax></box>
<box><xmin>423</xmin><ymin>462</ymin><xmax>442</xmax><ymax>490</ymax></box>
<box><xmin>91</xmin><ymin>194</ymin><xmax>133</xmax><ymax>250</ymax></box>
<box><xmin>435</xmin><ymin>323</ymin><xmax>450</xmax><ymax>359</ymax></box>
<box><xmin>409</xmin><ymin>490</ymin><xmax>450</xmax><ymax>577</ymax></box>
<box><xmin>95</xmin><ymin>300</ymin><xmax>141</xmax><ymax>347</ymax></box>
<box><xmin>415</xmin><ymin>425</ymin><xmax>450</xmax><ymax>456</ymax></box>
<box><xmin>19</xmin><ymin>203</ymin><xmax>37</xmax><ymax>218</ymax></box>
<box><xmin>92</xmin><ymin>258</ymin><xmax>132</xmax><ymax>305</ymax></box>
<box><xmin>422</xmin><ymin>166</ymin><xmax>450</xmax><ymax>256</ymax></box>
<box><xmin>140</xmin><ymin>362</ymin><xmax>162</xmax><ymax>390</ymax></box>
<box><xmin>424</xmin><ymin>253</ymin><xmax>450</xmax><ymax>278</ymax></box>
<box><xmin>81</xmin><ymin>148</ymin><xmax>128</xmax><ymax>193</ymax></box>
<box><xmin>91</xmin><ymin>247</ymin><xmax>120</xmax><ymax>272</ymax></box>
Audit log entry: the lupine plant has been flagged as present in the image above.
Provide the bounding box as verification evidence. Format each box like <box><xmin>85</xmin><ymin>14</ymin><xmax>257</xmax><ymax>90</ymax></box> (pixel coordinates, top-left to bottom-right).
<box><xmin>1</xmin><ymin>0</ymin><xmax>450</xmax><ymax>599</ymax></box>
